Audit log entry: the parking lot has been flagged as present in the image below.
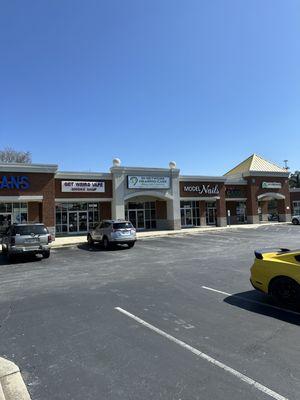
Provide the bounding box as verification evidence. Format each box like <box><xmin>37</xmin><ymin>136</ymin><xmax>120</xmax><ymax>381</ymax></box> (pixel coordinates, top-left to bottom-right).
<box><xmin>0</xmin><ymin>224</ymin><xmax>300</xmax><ymax>400</ymax></box>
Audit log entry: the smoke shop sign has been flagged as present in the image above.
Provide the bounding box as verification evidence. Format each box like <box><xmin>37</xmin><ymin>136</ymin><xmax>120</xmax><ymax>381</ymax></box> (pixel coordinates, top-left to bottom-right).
<box><xmin>62</xmin><ymin>181</ymin><xmax>105</xmax><ymax>193</ymax></box>
<box><xmin>183</xmin><ymin>184</ymin><xmax>220</xmax><ymax>196</ymax></box>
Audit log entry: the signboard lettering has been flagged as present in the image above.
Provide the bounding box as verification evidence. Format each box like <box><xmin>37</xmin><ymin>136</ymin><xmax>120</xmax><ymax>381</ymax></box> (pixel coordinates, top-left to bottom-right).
<box><xmin>62</xmin><ymin>181</ymin><xmax>105</xmax><ymax>193</ymax></box>
<box><xmin>262</xmin><ymin>182</ymin><xmax>282</xmax><ymax>189</ymax></box>
<box><xmin>128</xmin><ymin>176</ymin><xmax>170</xmax><ymax>189</ymax></box>
<box><xmin>183</xmin><ymin>184</ymin><xmax>219</xmax><ymax>195</ymax></box>
<box><xmin>0</xmin><ymin>176</ymin><xmax>29</xmax><ymax>190</ymax></box>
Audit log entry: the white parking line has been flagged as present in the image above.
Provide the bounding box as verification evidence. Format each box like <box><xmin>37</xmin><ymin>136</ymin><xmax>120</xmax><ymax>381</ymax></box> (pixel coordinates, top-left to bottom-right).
<box><xmin>115</xmin><ymin>307</ymin><xmax>288</xmax><ymax>400</ymax></box>
<box><xmin>201</xmin><ymin>286</ymin><xmax>300</xmax><ymax>316</ymax></box>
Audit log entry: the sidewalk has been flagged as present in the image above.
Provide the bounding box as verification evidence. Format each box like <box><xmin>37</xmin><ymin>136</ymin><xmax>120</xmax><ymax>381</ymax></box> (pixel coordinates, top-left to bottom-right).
<box><xmin>51</xmin><ymin>222</ymin><xmax>290</xmax><ymax>249</ymax></box>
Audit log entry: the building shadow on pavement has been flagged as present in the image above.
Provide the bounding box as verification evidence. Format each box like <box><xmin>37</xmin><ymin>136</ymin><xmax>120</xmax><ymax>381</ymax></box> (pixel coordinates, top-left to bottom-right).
<box><xmin>0</xmin><ymin>253</ymin><xmax>42</xmax><ymax>266</ymax></box>
<box><xmin>223</xmin><ymin>290</ymin><xmax>300</xmax><ymax>326</ymax></box>
<box><xmin>77</xmin><ymin>243</ymin><xmax>129</xmax><ymax>252</ymax></box>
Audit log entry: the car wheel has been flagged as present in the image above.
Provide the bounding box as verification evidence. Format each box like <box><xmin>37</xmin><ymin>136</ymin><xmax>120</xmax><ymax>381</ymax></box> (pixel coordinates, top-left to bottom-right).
<box><xmin>128</xmin><ymin>242</ymin><xmax>135</xmax><ymax>248</ymax></box>
<box><xmin>292</xmin><ymin>218</ymin><xmax>299</xmax><ymax>225</ymax></box>
<box><xmin>269</xmin><ymin>277</ymin><xmax>300</xmax><ymax>307</ymax></box>
<box><xmin>42</xmin><ymin>250</ymin><xmax>50</xmax><ymax>259</ymax></box>
<box><xmin>103</xmin><ymin>236</ymin><xmax>110</xmax><ymax>250</ymax></box>
<box><xmin>87</xmin><ymin>234</ymin><xmax>94</xmax><ymax>246</ymax></box>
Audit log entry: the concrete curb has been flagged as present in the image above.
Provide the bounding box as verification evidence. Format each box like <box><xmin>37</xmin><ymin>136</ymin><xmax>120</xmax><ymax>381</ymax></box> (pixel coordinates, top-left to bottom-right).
<box><xmin>50</xmin><ymin>222</ymin><xmax>291</xmax><ymax>249</ymax></box>
<box><xmin>0</xmin><ymin>357</ymin><xmax>31</xmax><ymax>400</ymax></box>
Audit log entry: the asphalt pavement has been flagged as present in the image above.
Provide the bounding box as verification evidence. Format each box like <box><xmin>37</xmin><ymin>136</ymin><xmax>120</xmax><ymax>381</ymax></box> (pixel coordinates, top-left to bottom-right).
<box><xmin>0</xmin><ymin>224</ymin><xmax>300</xmax><ymax>400</ymax></box>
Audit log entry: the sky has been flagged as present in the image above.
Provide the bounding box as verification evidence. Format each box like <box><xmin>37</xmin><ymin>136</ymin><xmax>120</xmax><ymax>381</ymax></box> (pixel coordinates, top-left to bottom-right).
<box><xmin>0</xmin><ymin>0</ymin><xmax>299</xmax><ymax>175</ymax></box>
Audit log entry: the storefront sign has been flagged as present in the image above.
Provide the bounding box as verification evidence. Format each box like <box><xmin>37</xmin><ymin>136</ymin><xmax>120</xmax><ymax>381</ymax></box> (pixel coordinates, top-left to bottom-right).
<box><xmin>62</xmin><ymin>181</ymin><xmax>105</xmax><ymax>193</ymax></box>
<box><xmin>128</xmin><ymin>176</ymin><xmax>170</xmax><ymax>189</ymax></box>
<box><xmin>183</xmin><ymin>184</ymin><xmax>220</xmax><ymax>195</ymax></box>
<box><xmin>0</xmin><ymin>175</ymin><xmax>29</xmax><ymax>190</ymax></box>
<box><xmin>226</xmin><ymin>188</ymin><xmax>245</xmax><ymax>198</ymax></box>
<box><xmin>262</xmin><ymin>182</ymin><xmax>282</xmax><ymax>189</ymax></box>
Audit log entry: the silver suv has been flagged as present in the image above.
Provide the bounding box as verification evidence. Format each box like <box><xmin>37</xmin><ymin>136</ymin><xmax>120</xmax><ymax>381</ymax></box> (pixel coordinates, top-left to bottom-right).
<box><xmin>292</xmin><ymin>215</ymin><xmax>300</xmax><ymax>225</ymax></box>
<box><xmin>87</xmin><ymin>220</ymin><xmax>136</xmax><ymax>249</ymax></box>
<box><xmin>1</xmin><ymin>223</ymin><xmax>52</xmax><ymax>261</ymax></box>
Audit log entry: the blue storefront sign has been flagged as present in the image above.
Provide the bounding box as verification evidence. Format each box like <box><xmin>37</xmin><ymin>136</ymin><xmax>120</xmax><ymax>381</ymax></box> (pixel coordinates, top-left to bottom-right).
<box><xmin>0</xmin><ymin>176</ymin><xmax>30</xmax><ymax>190</ymax></box>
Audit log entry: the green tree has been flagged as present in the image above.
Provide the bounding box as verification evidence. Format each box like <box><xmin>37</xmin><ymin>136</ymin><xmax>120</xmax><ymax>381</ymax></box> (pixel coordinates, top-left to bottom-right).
<box><xmin>289</xmin><ymin>171</ymin><xmax>300</xmax><ymax>188</ymax></box>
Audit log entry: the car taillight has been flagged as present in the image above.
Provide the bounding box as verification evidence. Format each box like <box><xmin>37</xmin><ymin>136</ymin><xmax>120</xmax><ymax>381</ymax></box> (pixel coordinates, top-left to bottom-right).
<box><xmin>48</xmin><ymin>234</ymin><xmax>52</xmax><ymax>243</ymax></box>
<box><xmin>10</xmin><ymin>237</ymin><xmax>15</xmax><ymax>246</ymax></box>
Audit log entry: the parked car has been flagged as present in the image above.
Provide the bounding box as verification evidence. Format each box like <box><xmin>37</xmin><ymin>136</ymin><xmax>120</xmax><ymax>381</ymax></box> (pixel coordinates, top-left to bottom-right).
<box><xmin>87</xmin><ymin>220</ymin><xmax>136</xmax><ymax>249</ymax></box>
<box><xmin>1</xmin><ymin>223</ymin><xmax>52</xmax><ymax>261</ymax></box>
<box><xmin>292</xmin><ymin>215</ymin><xmax>300</xmax><ymax>225</ymax></box>
<box><xmin>250</xmin><ymin>248</ymin><xmax>300</xmax><ymax>307</ymax></box>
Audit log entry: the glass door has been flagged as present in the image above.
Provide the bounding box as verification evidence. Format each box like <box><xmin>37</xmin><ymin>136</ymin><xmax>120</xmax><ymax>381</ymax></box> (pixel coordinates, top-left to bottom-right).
<box><xmin>78</xmin><ymin>212</ymin><xmax>88</xmax><ymax>232</ymax></box>
<box><xmin>128</xmin><ymin>210</ymin><xmax>145</xmax><ymax>229</ymax></box>
<box><xmin>137</xmin><ymin>210</ymin><xmax>145</xmax><ymax>229</ymax></box>
<box><xmin>68</xmin><ymin>212</ymin><xmax>78</xmax><ymax>233</ymax></box>
<box><xmin>181</xmin><ymin>207</ymin><xmax>193</xmax><ymax>226</ymax></box>
<box><xmin>206</xmin><ymin>205</ymin><xmax>216</xmax><ymax>225</ymax></box>
<box><xmin>0</xmin><ymin>213</ymin><xmax>12</xmax><ymax>234</ymax></box>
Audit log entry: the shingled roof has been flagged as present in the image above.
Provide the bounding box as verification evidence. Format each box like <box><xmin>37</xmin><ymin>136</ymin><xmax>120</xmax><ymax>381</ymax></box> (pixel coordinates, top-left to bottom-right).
<box><xmin>225</xmin><ymin>154</ymin><xmax>287</xmax><ymax>176</ymax></box>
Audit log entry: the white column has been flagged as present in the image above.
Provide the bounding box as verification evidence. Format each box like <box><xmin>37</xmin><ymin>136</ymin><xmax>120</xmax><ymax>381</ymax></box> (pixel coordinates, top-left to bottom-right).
<box><xmin>111</xmin><ymin>170</ymin><xmax>125</xmax><ymax>220</ymax></box>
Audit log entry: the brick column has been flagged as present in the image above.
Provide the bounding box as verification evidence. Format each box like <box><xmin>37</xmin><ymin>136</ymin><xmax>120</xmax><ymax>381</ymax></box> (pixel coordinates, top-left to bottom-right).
<box><xmin>216</xmin><ymin>185</ymin><xmax>226</xmax><ymax>227</ymax></box>
<box><xmin>260</xmin><ymin>201</ymin><xmax>268</xmax><ymax>221</ymax></box>
<box><xmin>41</xmin><ymin>175</ymin><xmax>55</xmax><ymax>236</ymax></box>
<box><xmin>28</xmin><ymin>202</ymin><xmax>41</xmax><ymax>223</ymax></box>
<box><xmin>246</xmin><ymin>178</ymin><xmax>259</xmax><ymax>224</ymax></box>
<box><xmin>278</xmin><ymin>198</ymin><xmax>291</xmax><ymax>222</ymax></box>
<box><xmin>199</xmin><ymin>201</ymin><xmax>206</xmax><ymax>226</ymax></box>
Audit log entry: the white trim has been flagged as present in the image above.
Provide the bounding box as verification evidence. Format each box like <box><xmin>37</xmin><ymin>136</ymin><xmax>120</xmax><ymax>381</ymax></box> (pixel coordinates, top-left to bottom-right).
<box><xmin>0</xmin><ymin>163</ymin><xmax>57</xmax><ymax>173</ymax></box>
<box><xmin>243</xmin><ymin>171</ymin><xmax>289</xmax><ymax>178</ymax></box>
<box><xmin>180</xmin><ymin>197</ymin><xmax>220</xmax><ymax>201</ymax></box>
<box><xmin>111</xmin><ymin>166</ymin><xmax>179</xmax><ymax>174</ymax></box>
<box><xmin>0</xmin><ymin>195</ymin><xmax>43</xmax><ymax>202</ymax></box>
<box><xmin>124</xmin><ymin>191</ymin><xmax>173</xmax><ymax>201</ymax></box>
<box><xmin>290</xmin><ymin>188</ymin><xmax>300</xmax><ymax>192</ymax></box>
<box><xmin>225</xmin><ymin>198</ymin><xmax>247</xmax><ymax>202</ymax></box>
<box><xmin>56</xmin><ymin>171</ymin><xmax>111</xmax><ymax>179</ymax></box>
<box><xmin>257</xmin><ymin>192</ymin><xmax>285</xmax><ymax>200</ymax></box>
<box><xmin>224</xmin><ymin>179</ymin><xmax>247</xmax><ymax>185</ymax></box>
<box><xmin>180</xmin><ymin>176</ymin><xmax>226</xmax><ymax>182</ymax></box>
<box><xmin>55</xmin><ymin>198</ymin><xmax>112</xmax><ymax>203</ymax></box>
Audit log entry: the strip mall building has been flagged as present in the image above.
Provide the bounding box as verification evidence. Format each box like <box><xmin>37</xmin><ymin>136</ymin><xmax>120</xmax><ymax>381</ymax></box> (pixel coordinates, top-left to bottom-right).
<box><xmin>0</xmin><ymin>154</ymin><xmax>299</xmax><ymax>236</ymax></box>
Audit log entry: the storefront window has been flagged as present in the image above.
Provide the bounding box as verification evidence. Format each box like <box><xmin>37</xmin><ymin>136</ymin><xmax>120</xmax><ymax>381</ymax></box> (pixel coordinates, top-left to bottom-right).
<box><xmin>0</xmin><ymin>202</ymin><xmax>28</xmax><ymax>228</ymax></box>
<box><xmin>125</xmin><ymin>201</ymin><xmax>156</xmax><ymax>229</ymax></box>
<box><xmin>236</xmin><ymin>202</ymin><xmax>247</xmax><ymax>223</ymax></box>
<box><xmin>293</xmin><ymin>201</ymin><xmax>300</xmax><ymax>215</ymax></box>
<box><xmin>55</xmin><ymin>202</ymin><xmax>100</xmax><ymax>234</ymax></box>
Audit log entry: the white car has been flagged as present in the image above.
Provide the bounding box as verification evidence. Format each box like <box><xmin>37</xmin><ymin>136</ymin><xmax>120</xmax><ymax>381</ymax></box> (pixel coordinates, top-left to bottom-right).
<box><xmin>87</xmin><ymin>220</ymin><xmax>136</xmax><ymax>249</ymax></box>
<box><xmin>292</xmin><ymin>215</ymin><xmax>300</xmax><ymax>225</ymax></box>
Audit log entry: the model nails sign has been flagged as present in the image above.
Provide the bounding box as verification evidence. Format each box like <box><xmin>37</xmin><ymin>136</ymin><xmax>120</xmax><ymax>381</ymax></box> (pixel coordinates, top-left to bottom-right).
<box><xmin>182</xmin><ymin>183</ymin><xmax>220</xmax><ymax>196</ymax></box>
<box><xmin>128</xmin><ymin>176</ymin><xmax>170</xmax><ymax>189</ymax></box>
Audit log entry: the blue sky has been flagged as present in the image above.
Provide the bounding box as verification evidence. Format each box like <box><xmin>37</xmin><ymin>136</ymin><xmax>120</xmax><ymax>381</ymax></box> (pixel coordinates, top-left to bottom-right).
<box><xmin>0</xmin><ymin>0</ymin><xmax>299</xmax><ymax>174</ymax></box>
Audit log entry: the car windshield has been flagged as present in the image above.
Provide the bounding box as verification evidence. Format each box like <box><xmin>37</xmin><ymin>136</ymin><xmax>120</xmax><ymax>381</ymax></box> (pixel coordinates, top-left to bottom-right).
<box><xmin>113</xmin><ymin>222</ymin><xmax>133</xmax><ymax>229</ymax></box>
<box><xmin>12</xmin><ymin>225</ymin><xmax>48</xmax><ymax>235</ymax></box>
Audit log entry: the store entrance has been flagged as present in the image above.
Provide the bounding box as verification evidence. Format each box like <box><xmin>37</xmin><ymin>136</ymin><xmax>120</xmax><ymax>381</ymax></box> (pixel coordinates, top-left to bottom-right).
<box><xmin>206</xmin><ymin>203</ymin><xmax>216</xmax><ymax>225</ymax></box>
<box><xmin>181</xmin><ymin>207</ymin><xmax>193</xmax><ymax>227</ymax></box>
<box><xmin>128</xmin><ymin>209</ymin><xmax>145</xmax><ymax>229</ymax></box>
<box><xmin>0</xmin><ymin>213</ymin><xmax>12</xmax><ymax>234</ymax></box>
<box><xmin>68</xmin><ymin>211</ymin><xmax>88</xmax><ymax>233</ymax></box>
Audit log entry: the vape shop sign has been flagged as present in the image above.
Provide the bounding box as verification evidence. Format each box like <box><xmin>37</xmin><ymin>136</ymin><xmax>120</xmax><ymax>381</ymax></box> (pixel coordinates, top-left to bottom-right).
<box><xmin>62</xmin><ymin>181</ymin><xmax>105</xmax><ymax>193</ymax></box>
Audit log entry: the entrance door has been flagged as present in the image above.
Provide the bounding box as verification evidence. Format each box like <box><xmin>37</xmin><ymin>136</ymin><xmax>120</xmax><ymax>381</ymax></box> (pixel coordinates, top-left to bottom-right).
<box><xmin>128</xmin><ymin>210</ymin><xmax>145</xmax><ymax>229</ymax></box>
<box><xmin>181</xmin><ymin>207</ymin><xmax>193</xmax><ymax>226</ymax></box>
<box><xmin>68</xmin><ymin>212</ymin><xmax>78</xmax><ymax>233</ymax></box>
<box><xmin>206</xmin><ymin>206</ymin><xmax>216</xmax><ymax>225</ymax></box>
<box><xmin>78</xmin><ymin>211</ymin><xmax>88</xmax><ymax>232</ymax></box>
<box><xmin>0</xmin><ymin>213</ymin><xmax>12</xmax><ymax>234</ymax></box>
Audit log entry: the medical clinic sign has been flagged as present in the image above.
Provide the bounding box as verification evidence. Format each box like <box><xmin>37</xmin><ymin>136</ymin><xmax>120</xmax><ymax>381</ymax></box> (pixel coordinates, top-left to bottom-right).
<box><xmin>62</xmin><ymin>181</ymin><xmax>105</xmax><ymax>193</ymax></box>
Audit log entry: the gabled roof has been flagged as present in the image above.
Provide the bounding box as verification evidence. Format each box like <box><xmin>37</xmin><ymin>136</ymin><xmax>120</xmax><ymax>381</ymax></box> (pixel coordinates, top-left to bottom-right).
<box><xmin>224</xmin><ymin>154</ymin><xmax>287</xmax><ymax>176</ymax></box>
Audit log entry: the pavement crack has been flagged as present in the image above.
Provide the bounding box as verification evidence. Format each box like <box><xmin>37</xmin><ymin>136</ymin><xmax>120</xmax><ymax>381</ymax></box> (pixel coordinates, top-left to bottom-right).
<box><xmin>0</xmin><ymin>306</ymin><xmax>12</xmax><ymax>330</ymax></box>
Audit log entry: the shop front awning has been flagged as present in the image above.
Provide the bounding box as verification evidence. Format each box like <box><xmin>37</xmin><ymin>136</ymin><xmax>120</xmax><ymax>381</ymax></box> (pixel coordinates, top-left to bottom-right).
<box><xmin>0</xmin><ymin>195</ymin><xmax>43</xmax><ymax>202</ymax></box>
<box><xmin>257</xmin><ymin>192</ymin><xmax>285</xmax><ymax>201</ymax></box>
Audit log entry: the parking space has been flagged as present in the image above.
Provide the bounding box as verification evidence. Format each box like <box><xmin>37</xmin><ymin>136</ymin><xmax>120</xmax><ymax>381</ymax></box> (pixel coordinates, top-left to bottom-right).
<box><xmin>0</xmin><ymin>225</ymin><xmax>300</xmax><ymax>399</ymax></box>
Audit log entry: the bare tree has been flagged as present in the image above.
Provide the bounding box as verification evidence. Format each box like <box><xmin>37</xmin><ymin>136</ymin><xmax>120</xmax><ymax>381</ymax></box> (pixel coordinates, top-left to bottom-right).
<box><xmin>0</xmin><ymin>147</ymin><xmax>32</xmax><ymax>163</ymax></box>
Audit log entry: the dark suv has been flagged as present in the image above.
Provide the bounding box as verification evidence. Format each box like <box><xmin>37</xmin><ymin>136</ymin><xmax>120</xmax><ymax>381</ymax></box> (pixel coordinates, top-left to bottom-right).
<box><xmin>1</xmin><ymin>223</ymin><xmax>52</xmax><ymax>261</ymax></box>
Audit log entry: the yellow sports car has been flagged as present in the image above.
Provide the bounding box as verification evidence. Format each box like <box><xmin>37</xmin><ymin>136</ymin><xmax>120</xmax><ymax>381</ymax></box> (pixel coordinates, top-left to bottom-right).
<box><xmin>250</xmin><ymin>248</ymin><xmax>300</xmax><ymax>307</ymax></box>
